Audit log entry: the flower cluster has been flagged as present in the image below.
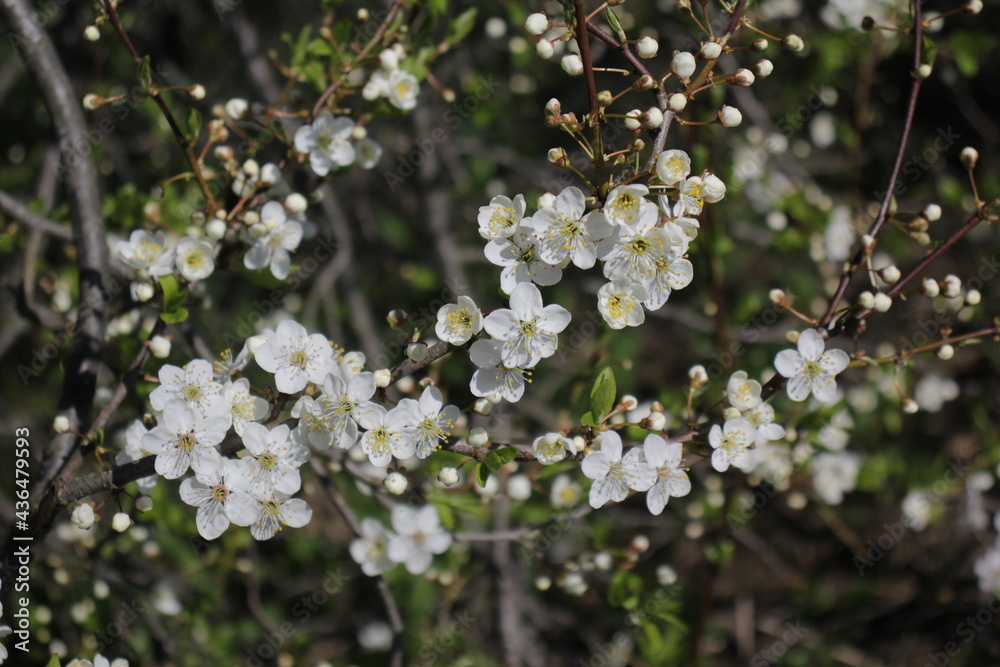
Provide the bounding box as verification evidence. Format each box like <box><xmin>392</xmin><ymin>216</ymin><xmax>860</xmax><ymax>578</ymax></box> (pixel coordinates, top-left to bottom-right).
<box><xmin>581</xmin><ymin>432</ymin><xmax>690</xmax><ymax>515</ymax></box>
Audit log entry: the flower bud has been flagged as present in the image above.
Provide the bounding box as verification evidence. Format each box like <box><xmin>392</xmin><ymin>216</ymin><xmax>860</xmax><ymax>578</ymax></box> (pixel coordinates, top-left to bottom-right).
<box><xmin>535</xmin><ymin>39</ymin><xmax>555</xmax><ymax>59</ymax></box>
<box><xmin>597</xmin><ymin>89</ymin><xmax>613</xmax><ymax>107</ymax></box>
<box><xmin>83</xmin><ymin>94</ymin><xmax>103</xmax><ymax>110</ymax></box>
<box><xmin>667</xmin><ymin>93</ymin><xmax>687</xmax><ymax>112</ymax></box>
<box><xmin>724</xmin><ymin>406</ymin><xmax>741</xmax><ymax>421</ymax></box>
<box><xmin>473</xmin><ymin>398</ymin><xmax>493</xmax><ymax>415</ymax></box>
<box><xmin>205</xmin><ymin>219</ymin><xmax>227</xmax><ymax>240</ymax></box>
<box><xmin>858</xmin><ymin>291</ymin><xmax>875</xmax><ymax>309</ymax></box>
<box><xmin>960</xmin><ymin>146</ymin><xmax>979</xmax><ymax>169</ymax></box>
<box><xmin>624</xmin><ymin>109</ymin><xmax>642</xmax><ymax>131</ymax></box>
<box><xmin>537</xmin><ymin>192</ymin><xmax>557</xmax><ymax>209</ymax></box>
<box><xmin>406</xmin><ymin>343</ymin><xmax>428</xmax><ymax>362</ymax></box>
<box><xmin>923</xmin><ymin>204</ymin><xmax>942</xmax><ymax>221</ymax></box>
<box><xmin>916</xmin><ymin>64</ymin><xmax>932</xmax><ymax>80</ymax></box>
<box><xmin>637</xmin><ymin>36</ymin><xmax>659</xmax><ymax>58</ymax></box>
<box><xmin>438</xmin><ymin>467</ymin><xmax>460</xmax><ymax>486</ymax></box>
<box><xmin>373</xmin><ymin>368</ymin><xmax>392</xmax><ymax>387</ymax></box>
<box><xmin>561</xmin><ymin>54</ymin><xmax>584</xmax><ymax>76</ymax></box>
<box><xmin>149</xmin><ymin>335</ymin><xmax>171</xmax><ymax>359</ymax></box>
<box><xmin>731</xmin><ymin>69</ymin><xmax>755</xmax><ymax>87</ymax></box>
<box><xmin>880</xmin><ymin>265</ymin><xmax>901</xmax><ymax>283</ymax></box>
<box><xmin>769</xmin><ymin>288</ymin><xmax>787</xmax><ymax>304</ymax></box>
<box><xmin>902</xmin><ymin>398</ymin><xmax>919</xmax><ymax>414</ymax></box>
<box><xmin>84</xmin><ymin>25</ymin><xmax>100</xmax><ymax>42</ymax></box>
<box><xmin>646</xmin><ymin>412</ymin><xmax>667</xmax><ymax>431</ymax></box>
<box><xmin>188</xmin><ymin>84</ymin><xmax>206</xmax><ymax>100</ymax></box>
<box><xmin>545</xmin><ymin>98</ymin><xmax>561</xmax><ymax>116</ymax></box>
<box><xmin>259</xmin><ymin>163</ymin><xmax>281</xmax><ymax>187</ymax></box>
<box><xmin>525</xmin><ymin>12</ymin><xmax>549</xmax><ymax>35</ymax></box>
<box><xmin>468</xmin><ymin>427</ymin><xmax>490</xmax><ymax>448</ymax></box>
<box><xmin>383</xmin><ymin>472</ymin><xmax>407</xmax><ymax>495</ymax></box>
<box><xmin>643</xmin><ymin>107</ymin><xmax>664</xmax><ymax>129</ymax></box>
<box><xmin>53</xmin><ymin>415</ymin><xmax>70</xmax><ymax>434</ymax></box>
<box><xmin>670</xmin><ymin>51</ymin><xmax>696</xmax><ymax>79</ymax></box>
<box><xmin>941</xmin><ymin>274</ymin><xmax>962</xmax><ymax>298</ymax></box>
<box><xmin>285</xmin><ymin>192</ymin><xmax>308</xmax><ymax>213</ymax></box>
<box><xmin>922</xmin><ymin>278</ymin><xmax>940</xmax><ymax>298</ymax></box>
<box><xmin>699</xmin><ymin>41</ymin><xmax>722</xmax><ymax>60</ymax></box>
<box><xmin>753</xmin><ymin>59</ymin><xmax>774</xmax><ymax>78</ymax></box>
<box><xmin>688</xmin><ymin>364</ymin><xmax>708</xmax><ymax>387</ymax></box>
<box><xmin>873</xmin><ymin>292</ymin><xmax>892</xmax><ymax>312</ymax></box>
<box><xmin>621</xmin><ymin>394</ymin><xmax>639</xmax><ymax>411</ymax></box>
<box><xmin>378</xmin><ymin>48</ymin><xmax>399</xmax><ymax>71</ymax></box>
<box><xmin>783</xmin><ymin>34</ymin><xmax>805</xmax><ymax>53</ymax></box>
<box><xmin>718</xmin><ymin>105</ymin><xmax>742</xmax><ymax>127</ymax></box>
<box><xmin>246</xmin><ymin>335</ymin><xmax>267</xmax><ymax>355</ymax></box>
<box><xmin>966</xmin><ymin>289</ymin><xmax>981</xmax><ymax>306</ymax></box>
<box><xmin>751</xmin><ymin>38</ymin><xmax>769</xmax><ymax>52</ymax></box>
<box><xmin>71</xmin><ymin>504</ymin><xmax>95</xmax><ymax>530</ymax></box>
<box><xmin>136</xmin><ymin>496</ymin><xmax>154</xmax><ymax>512</ymax></box>
<box><xmin>937</xmin><ymin>344</ymin><xmax>955</xmax><ymax>360</ymax></box>
<box><xmin>861</xmin><ymin>234</ymin><xmax>875</xmax><ymax>251</ymax></box>
<box><xmin>111</xmin><ymin>512</ymin><xmax>132</xmax><ymax>533</ymax></box>
<box><xmin>964</xmin><ymin>0</ymin><xmax>983</xmax><ymax>14</ymax></box>
<box><xmin>547</xmin><ymin>147</ymin><xmax>568</xmax><ymax>165</ymax></box>
<box><xmin>911</xmin><ymin>216</ymin><xmax>929</xmax><ymax>232</ymax></box>
<box><xmin>633</xmin><ymin>74</ymin><xmax>655</xmax><ymax>90</ymax></box>
<box><xmin>225</xmin><ymin>98</ymin><xmax>249</xmax><ymax>119</ymax></box>
<box><xmin>132</xmin><ymin>281</ymin><xmax>156</xmax><ymax>302</ymax></box>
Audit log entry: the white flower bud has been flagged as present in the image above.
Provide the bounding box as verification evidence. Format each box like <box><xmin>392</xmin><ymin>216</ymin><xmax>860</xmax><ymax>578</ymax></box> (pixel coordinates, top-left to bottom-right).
<box><xmin>225</xmin><ymin>98</ymin><xmax>249</xmax><ymax>119</ymax></box>
<box><xmin>383</xmin><ymin>472</ymin><xmax>407</xmax><ymax>495</ymax></box>
<box><xmin>671</xmin><ymin>51</ymin><xmax>697</xmax><ymax>79</ymax></box>
<box><xmin>902</xmin><ymin>398</ymin><xmax>919</xmax><ymax>414</ymax></box>
<box><xmin>535</xmin><ymin>39</ymin><xmax>555</xmax><ymax>59</ymax></box>
<box><xmin>131</xmin><ymin>281</ymin><xmax>155</xmax><ymax>302</ymax></box>
<box><xmin>861</xmin><ymin>234</ymin><xmax>875</xmax><ymax>251</ymax></box>
<box><xmin>561</xmin><ymin>54</ymin><xmax>584</xmax><ymax>76</ymax></box>
<box><xmin>631</xmin><ymin>534</ymin><xmax>650</xmax><ymax>552</ymax></box>
<box><xmin>858</xmin><ymin>291</ymin><xmax>875</xmax><ymax>309</ymax></box>
<box><xmin>688</xmin><ymin>364</ymin><xmax>708</xmax><ymax>386</ymax></box>
<box><xmin>535</xmin><ymin>575</ymin><xmax>552</xmax><ymax>591</ymax></box>
<box><xmin>916</xmin><ymin>64</ymin><xmax>932</xmax><ymax>80</ymax></box>
<box><xmin>624</xmin><ymin>109</ymin><xmax>642</xmax><ymax>130</ymax></box>
<box><xmin>637</xmin><ymin>36</ymin><xmax>659</xmax><ymax>59</ymax></box>
<box><xmin>699</xmin><ymin>41</ymin><xmax>722</xmax><ymax>60</ymax></box>
<box><xmin>769</xmin><ymin>288</ymin><xmax>787</xmax><ymax>304</ymax></box>
<box><xmin>111</xmin><ymin>512</ymin><xmax>132</xmax><ymax>533</ymax></box>
<box><xmin>964</xmin><ymin>0</ymin><xmax>983</xmax><ymax>14</ymax></box>
<box><xmin>966</xmin><ymin>289</ymin><xmax>982</xmax><ymax>306</ymax></box>
<box><xmin>248</xmin><ymin>222</ymin><xmax>267</xmax><ymax>239</ymax></box>
<box><xmin>473</xmin><ymin>398</ymin><xmax>493</xmax><ymax>415</ymax></box>
<box><xmin>537</xmin><ymin>192</ymin><xmax>557</xmax><ymax>209</ymax></box>
<box><xmin>406</xmin><ymin>343</ymin><xmax>428</xmax><ymax>362</ymax></box>
<box><xmin>786</xmin><ymin>330</ymin><xmax>800</xmax><ymax>344</ymax></box>
<box><xmin>149</xmin><ymin>335</ymin><xmax>172</xmax><ymax>359</ymax></box>
<box><xmin>621</xmin><ymin>394</ymin><xmax>639</xmax><ymax>411</ymax></box>
<box><xmin>873</xmin><ymin>292</ymin><xmax>892</xmax><ymax>312</ymax></box>
<box><xmin>545</xmin><ymin>98</ymin><xmax>561</xmax><ymax>116</ymax></box>
<box><xmin>468</xmin><ymin>427</ymin><xmax>490</xmax><ymax>448</ymax></box>
<box><xmin>643</xmin><ymin>107</ymin><xmax>664</xmax><ymax>129</ymax></box>
<box><xmin>84</xmin><ymin>25</ymin><xmax>100</xmax><ymax>42</ymax></box>
<box><xmin>646</xmin><ymin>412</ymin><xmax>667</xmax><ymax>431</ymax></box>
<box><xmin>53</xmin><ymin>415</ymin><xmax>70</xmax><ymax>434</ymax></box>
<box><xmin>754</xmin><ymin>59</ymin><xmax>774</xmax><ymax>78</ymax></box>
<box><xmin>923</xmin><ymin>204</ymin><xmax>942</xmax><ymax>221</ymax></box>
<box><xmin>373</xmin><ymin>368</ymin><xmax>392</xmax><ymax>388</ymax></box>
<box><xmin>284</xmin><ymin>192</ymin><xmax>308</xmax><ymax>213</ymax></box>
<box><xmin>941</xmin><ymin>274</ymin><xmax>962</xmax><ymax>298</ymax></box>
<box><xmin>71</xmin><ymin>504</ymin><xmax>95</xmax><ymax>530</ymax></box>
<box><xmin>438</xmin><ymin>467</ymin><xmax>460</xmax><ymax>486</ymax></box>
<box><xmin>508</xmin><ymin>475</ymin><xmax>532</xmax><ymax>500</ymax></box>
<box><xmin>246</xmin><ymin>335</ymin><xmax>267</xmax><ymax>355</ymax></box>
<box><xmin>205</xmin><ymin>219</ymin><xmax>227</xmax><ymax>240</ymax></box>
<box><xmin>922</xmin><ymin>278</ymin><xmax>940</xmax><ymax>298</ymax></box>
<box><xmin>656</xmin><ymin>564</ymin><xmax>678</xmax><ymax>585</ymax></box>
<box><xmin>724</xmin><ymin>406</ymin><xmax>741</xmax><ymax>421</ymax></box>
<box><xmin>718</xmin><ymin>105</ymin><xmax>742</xmax><ymax>127</ymax></box>
<box><xmin>242</xmin><ymin>159</ymin><xmax>260</xmax><ymax>177</ymax></box>
<box><xmin>83</xmin><ymin>94</ymin><xmax>103</xmax><ymax>110</ymax></box>
<box><xmin>783</xmin><ymin>34</ymin><xmax>805</xmax><ymax>53</ymax></box>
<box><xmin>136</xmin><ymin>496</ymin><xmax>154</xmax><ymax>512</ymax></box>
<box><xmin>525</xmin><ymin>12</ymin><xmax>549</xmax><ymax>36</ymax></box>
<box><xmin>732</xmin><ymin>68</ymin><xmax>755</xmax><ymax>87</ymax></box>
<box><xmin>960</xmin><ymin>146</ymin><xmax>979</xmax><ymax>169</ymax></box>
<box><xmin>378</xmin><ymin>48</ymin><xmax>399</xmax><ymax>71</ymax></box>
<box><xmin>667</xmin><ymin>93</ymin><xmax>687</xmax><ymax>112</ymax></box>
<box><xmin>937</xmin><ymin>344</ymin><xmax>955</xmax><ymax>360</ymax></box>
<box><xmin>188</xmin><ymin>84</ymin><xmax>206</xmax><ymax>101</ymax></box>
<box><xmin>880</xmin><ymin>265</ymin><xmax>901</xmax><ymax>283</ymax></box>
<box><xmin>259</xmin><ymin>163</ymin><xmax>281</xmax><ymax>187</ymax></box>
<box><xmin>751</xmin><ymin>38</ymin><xmax>769</xmax><ymax>52</ymax></box>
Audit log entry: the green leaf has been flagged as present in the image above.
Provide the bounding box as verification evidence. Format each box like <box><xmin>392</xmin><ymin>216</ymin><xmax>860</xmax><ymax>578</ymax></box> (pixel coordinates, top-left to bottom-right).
<box><xmin>186</xmin><ymin>107</ymin><xmax>202</xmax><ymax>143</ymax></box>
<box><xmin>307</xmin><ymin>38</ymin><xmax>334</xmax><ymax>56</ymax></box>
<box><xmin>475</xmin><ymin>462</ymin><xmax>490</xmax><ymax>487</ymax></box>
<box><xmin>445</xmin><ymin>7</ymin><xmax>477</xmax><ymax>46</ymax></box>
<box><xmin>137</xmin><ymin>55</ymin><xmax>152</xmax><ymax>91</ymax></box>
<box><xmin>484</xmin><ymin>451</ymin><xmax>502</xmax><ymax>472</ymax></box>
<box><xmin>608</xmin><ymin>569</ymin><xmax>642</xmax><ymax>607</ymax></box>
<box><xmin>493</xmin><ymin>447</ymin><xmax>518</xmax><ymax>465</ymax></box>
<box><xmin>157</xmin><ymin>274</ymin><xmax>188</xmax><ymax>312</ymax></box>
<box><xmin>46</xmin><ymin>656</ymin><xmax>62</xmax><ymax>667</ymax></box>
<box><xmin>590</xmin><ymin>367</ymin><xmax>617</xmax><ymax>423</ymax></box>
<box><xmin>605</xmin><ymin>7</ymin><xmax>627</xmax><ymax>44</ymax></box>
<box><xmin>160</xmin><ymin>307</ymin><xmax>189</xmax><ymax>324</ymax></box>
<box><xmin>921</xmin><ymin>35</ymin><xmax>938</xmax><ymax>69</ymax></box>
<box><xmin>581</xmin><ymin>411</ymin><xmax>598</xmax><ymax>428</ymax></box>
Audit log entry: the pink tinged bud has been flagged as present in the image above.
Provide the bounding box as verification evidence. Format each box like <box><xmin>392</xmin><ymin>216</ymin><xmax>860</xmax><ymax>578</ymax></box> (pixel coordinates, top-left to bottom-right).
<box><xmin>718</xmin><ymin>105</ymin><xmax>742</xmax><ymax>127</ymax></box>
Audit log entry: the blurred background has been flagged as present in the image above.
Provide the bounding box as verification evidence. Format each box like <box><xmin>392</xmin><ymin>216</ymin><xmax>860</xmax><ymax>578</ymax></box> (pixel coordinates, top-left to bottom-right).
<box><xmin>1</xmin><ymin>0</ymin><xmax>1000</xmax><ymax>664</ymax></box>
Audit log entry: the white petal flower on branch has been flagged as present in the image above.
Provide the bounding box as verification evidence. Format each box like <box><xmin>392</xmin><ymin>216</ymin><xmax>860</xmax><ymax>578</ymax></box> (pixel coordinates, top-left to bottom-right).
<box><xmin>597</xmin><ymin>279</ymin><xmax>647</xmax><ymax>329</ymax></box>
<box><xmin>314</xmin><ymin>370</ymin><xmax>377</xmax><ymax>449</ymax></box>
<box><xmin>243</xmin><ymin>200</ymin><xmax>304</xmax><ymax>280</ymax></box>
<box><xmin>469</xmin><ymin>339</ymin><xmax>529</xmax><ymax>403</ymax></box>
<box><xmin>581</xmin><ymin>431</ymin><xmax>656</xmax><ymax>508</ymax></box>
<box><xmin>602</xmin><ymin>184</ymin><xmax>658</xmax><ymax>231</ymax></box>
<box><xmin>250</xmin><ymin>493</ymin><xmax>313</xmax><ymax>541</ymax></box>
<box><xmin>222</xmin><ymin>378</ymin><xmax>269</xmax><ymax>435</ymax></box>
<box><xmin>230</xmin><ymin>423</ymin><xmax>310</xmax><ymax>500</ymax></box>
<box><xmin>387</xmin><ymin>70</ymin><xmax>420</xmax><ymax>110</ymax></box>
<box><xmin>175</xmin><ymin>238</ymin><xmax>215</xmax><ymax>282</ymax></box>
<box><xmin>179</xmin><ymin>460</ymin><xmax>260</xmax><ymax>540</ymax></box>
<box><xmin>350</xmin><ymin>517</ymin><xmax>396</xmax><ymax>576</ymax></box>
<box><xmin>532</xmin><ymin>432</ymin><xmax>577</xmax><ymax>465</ymax></box>
<box><xmin>387</xmin><ymin>504</ymin><xmax>452</xmax><ymax>575</ymax></box>
<box><xmin>356</xmin><ymin>404</ymin><xmax>417</xmax><ymax>468</ymax></box>
<box><xmin>550</xmin><ymin>474</ymin><xmax>582</xmax><ymax>508</ymax></box>
<box><xmin>655</xmin><ymin>150</ymin><xmax>692</xmax><ymax>186</ymax></box>
<box><xmin>142</xmin><ymin>400</ymin><xmax>228</xmax><ymax>479</ymax></box>
<box><xmin>484</xmin><ymin>221</ymin><xmax>562</xmax><ymax>294</ymax></box>
<box><xmin>117</xmin><ymin>420</ymin><xmax>159</xmax><ymax>494</ymax></box>
<box><xmin>810</xmin><ymin>451</ymin><xmax>863</xmax><ymax>505</ymax></box>
<box><xmin>708</xmin><ymin>418</ymin><xmax>755</xmax><ymax>472</ymax></box>
<box><xmin>774</xmin><ymin>329</ymin><xmax>850</xmax><ymax>403</ymax></box>
<box><xmin>435</xmin><ymin>295</ymin><xmax>483</xmax><ymax>345</ymax></box>
<box><xmin>294</xmin><ymin>112</ymin><xmax>356</xmax><ymax>176</ymax></box>
<box><xmin>532</xmin><ymin>186</ymin><xmax>613</xmax><ymax>269</ymax></box>
<box><xmin>726</xmin><ymin>370</ymin><xmax>762</xmax><ymax>412</ymax></box>
<box><xmin>396</xmin><ymin>385</ymin><xmax>460</xmax><ymax>458</ymax></box>
<box><xmin>642</xmin><ymin>434</ymin><xmax>691</xmax><ymax>515</ymax></box>
<box><xmin>117</xmin><ymin>229</ymin><xmax>175</xmax><ymax>276</ymax></box>
<box><xmin>478</xmin><ymin>193</ymin><xmax>526</xmax><ymax>240</ymax></box>
<box><xmin>743</xmin><ymin>403</ymin><xmax>786</xmax><ymax>445</ymax></box>
<box><xmin>254</xmin><ymin>320</ymin><xmax>336</xmax><ymax>394</ymax></box>
<box><xmin>482</xmin><ymin>282</ymin><xmax>571</xmax><ymax>367</ymax></box>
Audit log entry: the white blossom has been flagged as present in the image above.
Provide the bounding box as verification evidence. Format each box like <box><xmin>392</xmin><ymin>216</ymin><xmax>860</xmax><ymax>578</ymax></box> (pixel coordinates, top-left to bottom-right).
<box><xmin>469</xmin><ymin>339</ymin><xmax>529</xmax><ymax>403</ymax></box>
<box><xmin>478</xmin><ymin>194</ymin><xmax>526</xmax><ymax>240</ymax></box>
<box><xmin>117</xmin><ymin>421</ymin><xmax>158</xmax><ymax>494</ymax></box>
<box><xmin>356</xmin><ymin>404</ymin><xmax>416</xmax><ymax>467</ymax></box>
<box><xmin>531</xmin><ymin>186</ymin><xmax>612</xmax><ymax>269</ymax></box>
<box><xmin>396</xmin><ymin>385</ymin><xmax>460</xmax><ymax>458</ymax></box>
<box><xmin>250</xmin><ymin>493</ymin><xmax>313</xmax><ymax>540</ymax></box>
<box><xmin>435</xmin><ymin>295</ymin><xmax>483</xmax><ymax>345</ymax></box>
<box><xmin>117</xmin><ymin>230</ymin><xmax>175</xmax><ymax>276</ymax></box>
<box><xmin>387</xmin><ymin>504</ymin><xmax>452</xmax><ymax>574</ymax></box>
<box><xmin>484</xmin><ymin>221</ymin><xmax>562</xmax><ymax>294</ymax></box>
<box><xmin>150</xmin><ymin>359</ymin><xmax>224</xmax><ymax>415</ymax></box>
<box><xmin>243</xmin><ymin>201</ymin><xmax>303</xmax><ymax>280</ymax></box>
<box><xmin>550</xmin><ymin>474</ymin><xmax>582</xmax><ymax>508</ymax></box>
<box><xmin>175</xmin><ymin>238</ymin><xmax>215</xmax><ymax>282</ymax></box>
<box><xmin>602</xmin><ymin>184</ymin><xmax>657</xmax><ymax>231</ymax></box>
<box><xmin>179</xmin><ymin>461</ymin><xmax>260</xmax><ymax>540</ymax></box>
<box><xmin>597</xmin><ymin>279</ymin><xmax>647</xmax><ymax>329</ymax></box>
<box><xmin>655</xmin><ymin>150</ymin><xmax>692</xmax><ymax>186</ymax></box>
<box><xmin>727</xmin><ymin>371</ymin><xmax>762</xmax><ymax>412</ymax></box>
<box><xmin>581</xmin><ymin>431</ymin><xmax>656</xmax><ymax>508</ymax></box>
<box><xmin>642</xmin><ymin>435</ymin><xmax>691</xmax><ymax>515</ymax></box>
<box><xmin>230</xmin><ymin>423</ymin><xmax>309</xmax><ymax>500</ymax></box>
<box><xmin>349</xmin><ymin>518</ymin><xmax>395</xmax><ymax>576</ymax></box>
<box><xmin>294</xmin><ymin>112</ymin><xmax>356</xmax><ymax>176</ymax></box>
<box><xmin>254</xmin><ymin>320</ymin><xmax>336</xmax><ymax>394</ymax></box>
<box><xmin>708</xmin><ymin>418</ymin><xmax>755</xmax><ymax>472</ymax></box>
<box><xmin>810</xmin><ymin>451</ymin><xmax>863</xmax><ymax>505</ymax></box>
<box><xmin>482</xmin><ymin>282</ymin><xmax>571</xmax><ymax>367</ymax></box>
<box><xmin>532</xmin><ymin>432</ymin><xmax>577</xmax><ymax>465</ymax></box>
<box><xmin>774</xmin><ymin>329</ymin><xmax>850</xmax><ymax>403</ymax></box>
<box><xmin>222</xmin><ymin>378</ymin><xmax>269</xmax><ymax>435</ymax></box>
<box><xmin>387</xmin><ymin>70</ymin><xmax>419</xmax><ymax>110</ymax></box>
<box><xmin>142</xmin><ymin>400</ymin><xmax>227</xmax><ymax>479</ymax></box>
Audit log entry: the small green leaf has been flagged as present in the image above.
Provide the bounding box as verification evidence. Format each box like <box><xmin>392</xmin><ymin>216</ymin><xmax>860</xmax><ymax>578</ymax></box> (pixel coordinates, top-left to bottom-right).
<box><xmin>476</xmin><ymin>462</ymin><xmax>490</xmax><ymax>487</ymax></box>
<box><xmin>160</xmin><ymin>307</ymin><xmax>189</xmax><ymax>324</ymax></box>
<box><xmin>484</xmin><ymin>451</ymin><xmax>502</xmax><ymax>472</ymax></box>
<box><xmin>46</xmin><ymin>656</ymin><xmax>62</xmax><ymax>667</ymax></box>
<box><xmin>605</xmin><ymin>7</ymin><xmax>627</xmax><ymax>44</ymax></box>
<box><xmin>493</xmin><ymin>447</ymin><xmax>518</xmax><ymax>465</ymax></box>
<box><xmin>581</xmin><ymin>411</ymin><xmax>598</xmax><ymax>428</ymax></box>
<box><xmin>921</xmin><ymin>34</ymin><xmax>938</xmax><ymax>68</ymax></box>
<box><xmin>446</xmin><ymin>7</ymin><xmax>477</xmax><ymax>46</ymax></box>
<box><xmin>307</xmin><ymin>38</ymin><xmax>334</xmax><ymax>56</ymax></box>
<box><xmin>137</xmin><ymin>55</ymin><xmax>152</xmax><ymax>90</ymax></box>
<box><xmin>590</xmin><ymin>367</ymin><xmax>617</xmax><ymax>422</ymax></box>
<box><xmin>608</xmin><ymin>569</ymin><xmax>642</xmax><ymax>607</ymax></box>
<box><xmin>186</xmin><ymin>108</ymin><xmax>202</xmax><ymax>143</ymax></box>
